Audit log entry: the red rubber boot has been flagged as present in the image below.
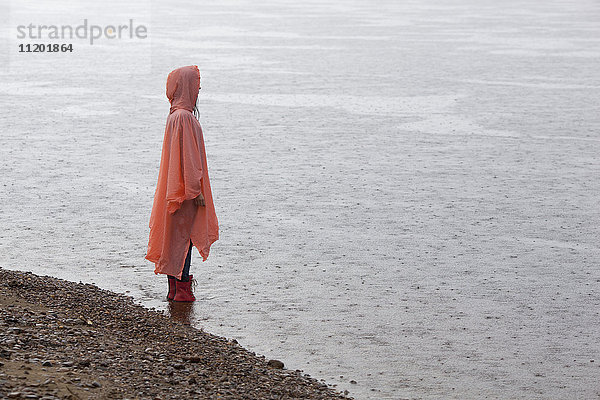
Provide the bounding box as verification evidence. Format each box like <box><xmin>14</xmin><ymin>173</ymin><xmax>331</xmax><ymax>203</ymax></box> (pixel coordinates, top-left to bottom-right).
<box><xmin>173</xmin><ymin>275</ymin><xmax>196</xmax><ymax>302</ymax></box>
<box><xmin>167</xmin><ymin>276</ymin><xmax>176</xmax><ymax>301</ymax></box>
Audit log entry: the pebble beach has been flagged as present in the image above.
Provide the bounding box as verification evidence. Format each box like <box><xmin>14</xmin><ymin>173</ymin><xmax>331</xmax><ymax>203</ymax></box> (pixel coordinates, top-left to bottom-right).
<box><xmin>0</xmin><ymin>268</ymin><xmax>351</xmax><ymax>399</ymax></box>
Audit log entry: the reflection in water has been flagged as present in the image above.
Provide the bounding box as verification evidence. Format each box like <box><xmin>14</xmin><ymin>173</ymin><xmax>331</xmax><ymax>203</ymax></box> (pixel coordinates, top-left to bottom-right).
<box><xmin>167</xmin><ymin>301</ymin><xmax>195</xmax><ymax>325</ymax></box>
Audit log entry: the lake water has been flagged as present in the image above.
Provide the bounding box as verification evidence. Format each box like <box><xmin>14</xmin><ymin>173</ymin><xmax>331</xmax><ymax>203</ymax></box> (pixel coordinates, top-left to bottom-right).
<box><xmin>1</xmin><ymin>0</ymin><xmax>599</xmax><ymax>398</ymax></box>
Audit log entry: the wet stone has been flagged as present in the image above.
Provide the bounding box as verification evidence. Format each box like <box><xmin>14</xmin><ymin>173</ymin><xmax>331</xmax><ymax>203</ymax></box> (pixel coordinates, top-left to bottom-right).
<box><xmin>267</xmin><ymin>359</ymin><xmax>285</xmax><ymax>369</ymax></box>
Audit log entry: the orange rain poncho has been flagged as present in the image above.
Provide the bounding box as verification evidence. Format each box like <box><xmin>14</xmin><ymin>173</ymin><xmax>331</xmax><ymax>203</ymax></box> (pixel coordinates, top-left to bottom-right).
<box><xmin>145</xmin><ymin>65</ymin><xmax>219</xmax><ymax>279</ymax></box>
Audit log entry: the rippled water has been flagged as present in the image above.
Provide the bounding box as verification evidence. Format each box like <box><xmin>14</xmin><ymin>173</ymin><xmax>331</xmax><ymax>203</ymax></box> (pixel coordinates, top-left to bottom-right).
<box><xmin>1</xmin><ymin>0</ymin><xmax>600</xmax><ymax>398</ymax></box>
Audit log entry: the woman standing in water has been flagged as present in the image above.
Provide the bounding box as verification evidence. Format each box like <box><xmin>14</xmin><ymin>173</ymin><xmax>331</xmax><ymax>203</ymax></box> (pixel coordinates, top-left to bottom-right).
<box><xmin>146</xmin><ymin>65</ymin><xmax>219</xmax><ymax>302</ymax></box>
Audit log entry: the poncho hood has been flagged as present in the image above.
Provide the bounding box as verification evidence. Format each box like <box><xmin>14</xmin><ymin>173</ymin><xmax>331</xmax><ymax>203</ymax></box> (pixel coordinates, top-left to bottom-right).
<box><xmin>167</xmin><ymin>65</ymin><xmax>200</xmax><ymax>114</ymax></box>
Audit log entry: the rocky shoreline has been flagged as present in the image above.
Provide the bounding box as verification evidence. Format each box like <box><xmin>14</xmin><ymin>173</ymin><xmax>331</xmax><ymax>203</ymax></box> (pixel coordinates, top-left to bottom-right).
<box><xmin>0</xmin><ymin>268</ymin><xmax>352</xmax><ymax>400</ymax></box>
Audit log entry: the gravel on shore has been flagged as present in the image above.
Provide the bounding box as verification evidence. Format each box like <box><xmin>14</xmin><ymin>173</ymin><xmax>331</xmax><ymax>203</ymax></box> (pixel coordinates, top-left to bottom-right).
<box><xmin>0</xmin><ymin>268</ymin><xmax>353</xmax><ymax>400</ymax></box>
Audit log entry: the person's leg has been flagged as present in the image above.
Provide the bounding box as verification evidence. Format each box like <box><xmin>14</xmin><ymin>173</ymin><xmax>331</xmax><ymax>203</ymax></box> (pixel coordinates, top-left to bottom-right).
<box><xmin>173</xmin><ymin>241</ymin><xmax>196</xmax><ymax>302</ymax></box>
<box><xmin>179</xmin><ymin>241</ymin><xmax>193</xmax><ymax>282</ymax></box>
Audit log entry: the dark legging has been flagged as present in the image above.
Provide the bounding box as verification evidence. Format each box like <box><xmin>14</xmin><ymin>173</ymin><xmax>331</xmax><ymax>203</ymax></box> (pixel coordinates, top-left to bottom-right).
<box><xmin>169</xmin><ymin>241</ymin><xmax>193</xmax><ymax>282</ymax></box>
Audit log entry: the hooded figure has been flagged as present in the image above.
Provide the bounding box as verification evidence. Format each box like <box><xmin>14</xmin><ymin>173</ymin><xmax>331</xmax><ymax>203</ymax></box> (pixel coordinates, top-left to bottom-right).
<box><xmin>146</xmin><ymin>65</ymin><xmax>219</xmax><ymax>286</ymax></box>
